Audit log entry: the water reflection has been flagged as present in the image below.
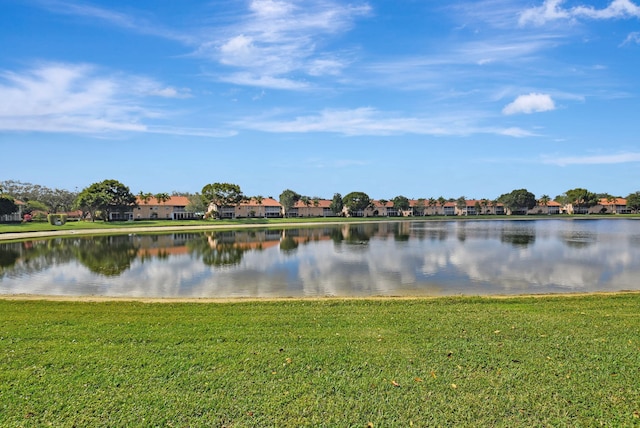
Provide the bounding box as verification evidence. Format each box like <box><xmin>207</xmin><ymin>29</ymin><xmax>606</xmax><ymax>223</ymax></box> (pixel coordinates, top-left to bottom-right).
<box><xmin>1</xmin><ymin>220</ymin><xmax>639</xmax><ymax>298</ymax></box>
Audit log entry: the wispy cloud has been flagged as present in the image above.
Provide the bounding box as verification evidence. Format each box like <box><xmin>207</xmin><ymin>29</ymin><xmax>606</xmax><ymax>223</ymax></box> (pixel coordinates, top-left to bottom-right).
<box><xmin>503</xmin><ymin>93</ymin><xmax>556</xmax><ymax>115</ymax></box>
<box><xmin>35</xmin><ymin>0</ymin><xmax>194</xmax><ymax>43</ymax></box>
<box><xmin>197</xmin><ymin>0</ymin><xmax>370</xmax><ymax>90</ymax></box>
<box><xmin>520</xmin><ymin>0</ymin><xmax>640</xmax><ymax>26</ymax></box>
<box><xmin>544</xmin><ymin>152</ymin><xmax>640</xmax><ymax>166</ymax></box>
<box><xmin>234</xmin><ymin>107</ymin><xmax>533</xmax><ymax>137</ymax></box>
<box><xmin>0</xmin><ymin>63</ymin><xmax>230</xmax><ymax>137</ymax></box>
<box><xmin>621</xmin><ymin>31</ymin><xmax>640</xmax><ymax>45</ymax></box>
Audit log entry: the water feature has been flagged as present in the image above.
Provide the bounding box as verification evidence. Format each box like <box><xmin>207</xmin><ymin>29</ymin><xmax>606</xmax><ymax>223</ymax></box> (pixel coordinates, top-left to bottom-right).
<box><xmin>1</xmin><ymin>219</ymin><xmax>639</xmax><ymax>298</ymax></box>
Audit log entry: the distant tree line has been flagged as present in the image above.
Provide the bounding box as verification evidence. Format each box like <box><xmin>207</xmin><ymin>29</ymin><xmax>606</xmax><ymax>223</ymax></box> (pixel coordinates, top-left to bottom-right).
<box><xmin>3</xmin><ymin>178</ymin><xmax>640</xmax><ymax>222</ymax></box>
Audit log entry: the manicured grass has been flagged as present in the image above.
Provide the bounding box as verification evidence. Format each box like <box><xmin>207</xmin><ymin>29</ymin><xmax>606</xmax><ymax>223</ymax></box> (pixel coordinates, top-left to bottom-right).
<box><xmin>1</xmin><ymin>295</ymin><xmax>639</xmax><ymax>426</ymax></box>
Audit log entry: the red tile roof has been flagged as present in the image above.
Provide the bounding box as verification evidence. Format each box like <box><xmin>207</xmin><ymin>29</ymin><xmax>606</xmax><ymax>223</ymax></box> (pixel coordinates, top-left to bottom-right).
<box><xmin>136</xmin><ymin>196</ymin><xmax>190</xmax><ymax>206</ymax></box>
<box><xmin>242</xmin><ymin>197</ymin><xmax>281</xmax><ymax>207</ymax></box>
<box><xmin>598</xmin><ymin>197</ymin><xmax>626</xmax><ymax>205</ymax></box>
<box><xmin>293</xmin><ymin>199</ymin><xmax>331</xmax><ymax>208</ymax></box>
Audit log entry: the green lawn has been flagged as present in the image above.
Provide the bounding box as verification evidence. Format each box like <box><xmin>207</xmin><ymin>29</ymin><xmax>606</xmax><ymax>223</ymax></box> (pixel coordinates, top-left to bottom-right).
<box><xmin>1</xmin><ymin>295</ymin><xmax>639</xmax><ymax>426</ymax></box>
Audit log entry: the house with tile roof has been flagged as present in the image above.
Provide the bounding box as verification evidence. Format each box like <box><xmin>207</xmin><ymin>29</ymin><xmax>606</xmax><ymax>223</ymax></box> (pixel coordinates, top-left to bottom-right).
<box><xmin>588</xmin><ymin>198</ymin><xmax>630</xmax><ymax>214</ymax></box>
<box><xmin>234</xmin><ymin>197</ymin><xmax>283</xmax><ymax>218</ymax></box>
<box><xmin>528</xmin><ymin>200</ymin><xmax>562</xmax><ymax>215</ymax></box>
<box><xmin>290</xmin><ymin>199</ymin><xmax>336</xmax><ymax>217</ymax></box>
<box><xmin>134</xmin><ymin>195</ymin><xmax>200</xmax><ymax>220</ymax></box>
<box><xmin>208</xmin><ymin>197</ymin><xmax>283</xmax><ymax>219</ymax></box>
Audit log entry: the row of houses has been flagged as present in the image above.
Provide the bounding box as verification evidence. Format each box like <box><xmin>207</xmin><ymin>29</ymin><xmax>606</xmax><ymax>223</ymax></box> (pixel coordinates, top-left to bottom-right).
<box><xmin>207</xmin><ymin>197</ymin><xmax>632</xmax><ymax>219</ymax></box>
<box><xmin>1</xmin><ymin>195</ymin><xmax>632</xmax><ymax>223</ymax></box>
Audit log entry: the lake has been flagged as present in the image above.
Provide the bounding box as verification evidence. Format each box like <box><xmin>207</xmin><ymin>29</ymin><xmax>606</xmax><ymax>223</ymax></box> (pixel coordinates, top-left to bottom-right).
<box><xmin>1</xmin><ymin>219</ymin><xmax>639</xmax><ymax>298</ymax></box>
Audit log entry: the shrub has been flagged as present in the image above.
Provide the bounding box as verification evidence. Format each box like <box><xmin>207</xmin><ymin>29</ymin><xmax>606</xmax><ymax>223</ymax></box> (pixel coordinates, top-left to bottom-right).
<box><xmin>47</xmin><ymin>214</ymin><xmax>68</xmax><ymax>226</ymax></box>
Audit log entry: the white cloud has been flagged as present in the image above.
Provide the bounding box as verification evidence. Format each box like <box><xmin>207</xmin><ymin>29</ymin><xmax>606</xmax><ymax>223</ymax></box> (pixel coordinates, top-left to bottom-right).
<box><xmin>499</xmin><ymin>127</ymin><xmax>538</xmax><ymax>137</ymax></box>
<box><xmin>520</xmin><ymin>0</ymin><xmax>640</xmax><ymax>26</ymax></box>
<box><xmin>205</xmin><ymin>0</ymin><xmax>371</xmax><ymax>90</ymax></box>
<box><xmin>502</xmin><ymin>93</ymin><xmax>556</xmax><ymax>115</ymax></box>
<box><xmin>37</xmin><ymin>0</ymin><xmax>194</xmax><ymax>43</ymax></box>
<box><xmin>621</xmin><ymin>31</ymin><xmax>640</xmax><ymax>45</ymax></box>
<box><xmin>572</xmin><ymin>0</ymin><xmax>640</xmax><ymax>19</ymax></box>
<box><xmin>234</xmin><ymin>107</ymin><xmax>534</xmax><ymax>137</ymax></box>
<box><xmin>0</xmin><ymin>63</ymin><xmax>227</xmax><ymax>137</ymax></box>
<box><xmin>519</xmin><ymin>0</ymin><xmax>570</xmax><ymax>26</ymax></box>
<box><xmin>220</xmin><ymin>72</ymin><xmax>310</xmax><ymax>90</ymax></box>
<box><xmin>544</xmin><ymin>152</ymin><xmax>640</xmax><ymax>166</ymax></box>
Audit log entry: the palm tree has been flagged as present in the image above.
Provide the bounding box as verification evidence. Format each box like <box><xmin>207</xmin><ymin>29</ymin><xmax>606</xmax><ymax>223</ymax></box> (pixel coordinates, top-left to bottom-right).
<box><xmin>428</xmin><ymin>197</ymin><xmax>437</xmax><ymax>215</ymax></box>
<box><xmin>481</xmin><ymin>199</ymin><xmax>489</xmax><ymax>215</ymax></box>
<box><xmin>254</xmin><ymin>195</ymin><xmax>264</xmax><ymax>217</ymax></box>
<box><xmin>437</xmin><ymin>196</ymin><xmax>446</xmax><ymax>216</ymax></box>
<box><xmin>456</xmin><ymin>196</ymin><xmax>467</xmax><ymax>216</ymax></box>
<box><xmin>155</xmin><ymin>193</ymin><xmax>170</xmax><ymax>205</ymax></box>
<box><xmin>138</xmin><ymin>191</ymin><xmax>152</xmax><ymax>205</ymax></box>
<box><xmin>606</xmin><ymin>194</ymin><xmax>616</xmax><ymax>214</ymax></box>
<box><xmin>300</xmin><ymin>196</ymin><xmax>311</xmax><ymax>217</ymax></box>
<box><xmin>154</xmin><ymin>192</ymin><xmax>171</xmax><ymax>219</ymax></box>
<box><xmin>540</xmin><ymin>194</ymin><xmax>550</xmax><ymax>214</ymax></box>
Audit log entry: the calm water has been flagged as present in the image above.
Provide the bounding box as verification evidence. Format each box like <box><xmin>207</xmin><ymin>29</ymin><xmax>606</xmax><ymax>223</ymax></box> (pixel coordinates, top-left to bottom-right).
<box><xmin>1</xmin><ymin>219</ymin><xmax>639</xmax><ymax>298</ymax></box>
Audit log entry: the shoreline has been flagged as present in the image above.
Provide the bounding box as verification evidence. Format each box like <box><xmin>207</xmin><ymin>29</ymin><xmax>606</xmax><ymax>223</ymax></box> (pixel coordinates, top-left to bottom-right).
<box><xmin>1</xmin><ymin>290</ymin><xmax>638</xmax><ymax>303</ymax></box>
<box><xmin>1</xmin><ymin>215</ymin><xmax>638</xmax><ymax>242</ymax></box>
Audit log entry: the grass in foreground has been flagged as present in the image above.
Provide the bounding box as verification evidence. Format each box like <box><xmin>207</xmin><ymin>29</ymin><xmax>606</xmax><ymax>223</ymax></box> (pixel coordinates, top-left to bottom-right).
<box><xmin>1</xmin><ymin>295</ymin><xmax>639</xmax><ymax>426</ymax></box>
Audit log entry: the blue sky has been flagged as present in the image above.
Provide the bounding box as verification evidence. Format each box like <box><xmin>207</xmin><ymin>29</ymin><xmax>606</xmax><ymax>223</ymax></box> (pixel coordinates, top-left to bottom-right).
<box><xmin>1</xmin><ymin>0</ymin><xmax>639</xmax><ymax>200</ymax></box>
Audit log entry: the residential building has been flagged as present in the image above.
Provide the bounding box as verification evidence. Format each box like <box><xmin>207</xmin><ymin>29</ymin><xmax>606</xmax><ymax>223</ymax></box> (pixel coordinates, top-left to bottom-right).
<box><xmin>528</xmin><ymin>200</ymin><xmax>562</xmax><ymax>215</ymax></box>
<box><xmin>208</xmin><ymin>197</ymin><xmax>283</xmax><ymax>219</ymax></box>
<box><xmin>134</xmin><ymin>195</ymin><xmax>199</xmax><ymax>220</ymax></box>
<box><xmin>588</xmin><ymin>198</ymin><xmax>630</xmax><ymax>214</ymax></box>
<box><xmin>292</xmin><ymin>199</ymin><xmax>336</xmax><ymax>217</ymax></box>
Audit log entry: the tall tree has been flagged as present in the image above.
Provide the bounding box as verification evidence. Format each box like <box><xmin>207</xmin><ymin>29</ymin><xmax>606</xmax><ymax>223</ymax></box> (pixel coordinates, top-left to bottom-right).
<box><xmin>564</xmin><ymin>188</ymin><xmax>598</xmax><ymax>213</ymax></box>
<box><xmin>480</xmin><ymin>199</ymin><xmax>489</xmax><ymax>214</ymax></box>
<box><xmin>392</xmin><ymin>195</ymin><xmax>410</xmax><ymax>216</ymax></box>
<box><xmin>343</xmin><ymin>191</ymin><xmax>372</xmax><ymax>216</ymax></box>
<box><xmin>415</xmin><ymin>198</ymin><xmax>426</xmax><ymax>216</ymax></box>
<box><xmin>456</xmin><ymin>196</ymin><xmax>467</xmax><ymax>215</ymax></box>
<box><xmin>138</xmin><ymin>191</ymin><xmax>153</xmax><ymax>205</ymax></box>
<box><xmin>201</xmin><ymin>183</ymin><xmax>244</xmax><ymax>208</ymax></box>
<box><xmin>74</xmin><ymin>179</ymin><xmax>136</xmax><ymax>221</ymax></box>
<box><xmin>279</xmin><ymin>189</ymin><xmax>301</xmax><ymax>217</ymax></box>
<box><xmin>155</xmin><ymin>192</ymin><xmax>171</xmax><ymax>205</ymax></box>
<box><xmin>498</xmin><ymin>189</ymin><xmax>536</xmax><ymax>214</ymax></box>
<box><xmin>0</xmin><ymin>194</ymin><xmax>18</xmax><ymax>219</ymax></box>
<box><xmin>474</xmin><ymin>201</ymin><xmax>482</xmax><ymax>216</ymax></box>
<box><xmin>329</xmin><ymin>193</ymin><xmax>343</xmax><ymax>215</ymax></box>
<box><xmin>627</xmin><ymin>191</ymin><xmax>640</xmax><ymax>213</ymax></box>
<box><xmin>185</xmin><ymin>193</ymin><xmax>206</xmax><ymax>215</ymax></box>
<box><xmin>1</xmin><ymin>180</ymin><xmax>77</xmax><ymax>213</ymax></box>
<box><xmin>605</xmin><ymin>194</ymin><xmax>617</xmax><ymax>214</ymax></box>
<box><xmin>428</xmin><ymin>197</ymin><xmax>437</xmax><ymax>214</ymax></box>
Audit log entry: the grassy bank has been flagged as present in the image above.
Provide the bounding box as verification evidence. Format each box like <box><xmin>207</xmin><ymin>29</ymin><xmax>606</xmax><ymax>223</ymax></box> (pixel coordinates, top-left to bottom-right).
<box><xmin>1</xmin><ymin>295</ymin><xmax>639</xmax><ymax>426</ymax></box>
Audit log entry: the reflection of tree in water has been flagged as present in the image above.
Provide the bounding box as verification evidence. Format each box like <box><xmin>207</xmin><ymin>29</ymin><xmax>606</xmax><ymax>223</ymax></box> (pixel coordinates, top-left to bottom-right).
<box><xmin>0</xmin><ymin>247</ymin><xmax>19</xmax><ymax>268</ymax></box>
<box><xmin>330</xmin><ymin>227</ymin><xmax>344</xmax><ymax>245</ymax></box>
<box><xmin>74</xmin><ymin>236</ymin><xmax>138</xmax><ymax>276</ymax></box>
<box><xmin>501</xmin><ymin>231</ymin><xmax>536</xmax><ymax>247</ymax></box>
<box><xmin>279</xmin><ymin>236</ymin><xmax>299</xmax><ymax>253</ymax></box>
<box><xmin>0</xmin><ymin>239</ymin><xmax>79</xmax><ymax>278</ymax></box>
<box><xmin>187</xmin><ymin>234</ymin><xmax>247</xmax><ymax>267</ymax></box>
<box><xmin>393</xmin><ymin>224</ymin><xmax>410</xmax><ymax>242</ymax></box>
<box><xmin>345</xmin><ymin>225</ymin><xmax>373</xmax><ymax>244</ymax></box>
